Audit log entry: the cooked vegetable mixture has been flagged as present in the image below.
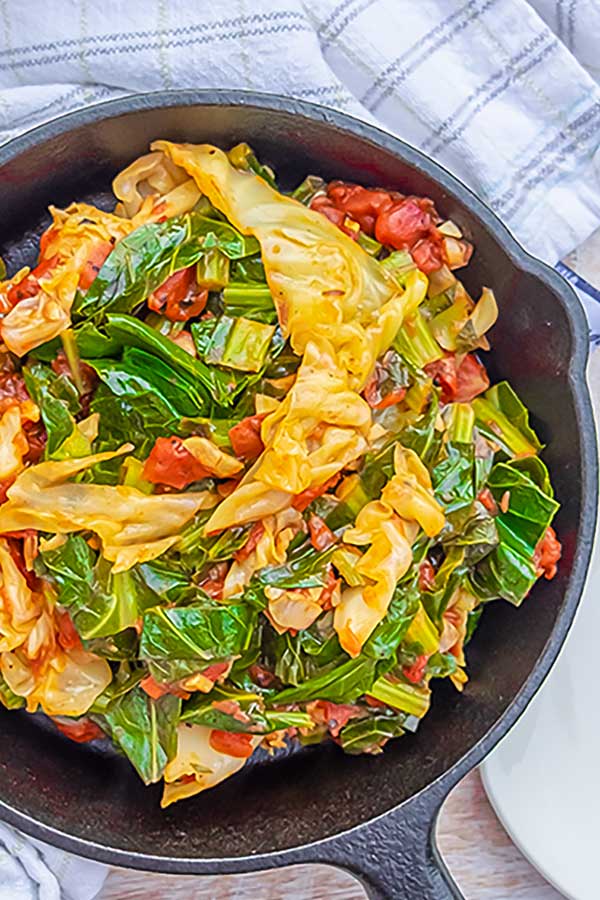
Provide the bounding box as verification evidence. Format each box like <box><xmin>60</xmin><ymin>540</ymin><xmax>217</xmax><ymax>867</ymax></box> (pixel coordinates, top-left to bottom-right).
<box><xmin>0</xmin><ymin>141</ymin><xmax>561</xmax><ymax>806</ymax></box>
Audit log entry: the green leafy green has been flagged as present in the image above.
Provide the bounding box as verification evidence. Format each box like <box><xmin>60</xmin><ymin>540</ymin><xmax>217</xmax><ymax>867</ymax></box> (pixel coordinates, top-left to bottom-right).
<box><xmin>271</xmin><ymin>656</ymin><xmax>378</xmax><ymax>705</ymax></box>
<box><xmin>89</xmin><ymin>346</ymin><xmax>209</xmax><ymax>418</ymax></box>
<box><xmin>104</xmin><ymin>313</ymin><xmax>253</xmax><ymax>407</ymax></box>
<box><xmin>471</xmin><ymin>463</ymin><xmax>558</xmax><ymax>604</ymax></box>
<box><xmin>41</xmin><ymin>535</ymin><xmax>158</xmax><ymax>640</ymax></box>
<box><xmin>100</xmin><ymin>687</ymin><xmax>180</xmax><ymax>784</ymax></box>
<box><xmin>22</xmin><ymin>361</ymin><xmax>82</xmax><ymax>458</ymax></box>
<box><xmin>258</xmin><ymin>544</ymin><xmax>335</xmax><ymax>590</ymax></box>
<box><xmin>73</xmin><ymin>212</ymin><xmax>258</xmax><ymax>324</ymax></box>
<box><xmin>0</xmin><ymin>672</ymin><xmax>25</xmax><ymax>709</ymax></box>
<box><xmin>191</xmin><ymin>315</ymin><xmax>276</xmax><ymax>372</ymax></box>
<box><xmin>472</xmin><ymin>382</ymin><xmax>543</xmax><ymax>458</ymax></box>
<box><xmin>363</xmin><ymin>582</ymin><xmax>420</xmax><ymax>659</ymax></box>
<box><xmin>140</xmin><ymin>601</ymin><xmax>257</xmax><ymax>681</ymax></box>
<box><xmin>221</xmin><ymin>283</ymin><xmax>277</xmax><ymax>323</ymax></box>
<box><xmin>368</xmin><ymin>675</ymin><xmax>431</xmax><ymax>717</ymax></box>
<box><xmin>339</xmin><ymin>713</ymin><xmax>407</xmax><ymax>754</ymax></box>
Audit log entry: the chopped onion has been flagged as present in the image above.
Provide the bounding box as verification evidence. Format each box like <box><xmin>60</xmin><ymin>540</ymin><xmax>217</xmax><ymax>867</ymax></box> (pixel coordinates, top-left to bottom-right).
<box><xmin>438</xmin><ymin>220</ymin><xmax>463</xmax><ymax>238</ymax></box>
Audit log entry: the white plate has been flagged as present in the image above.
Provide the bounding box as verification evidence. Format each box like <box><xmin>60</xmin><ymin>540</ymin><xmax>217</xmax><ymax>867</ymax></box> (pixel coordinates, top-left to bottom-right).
<box><xmin>481</xmin><ymin>359</ymin><xmax>600</xmax><ymax>900</ymax></box>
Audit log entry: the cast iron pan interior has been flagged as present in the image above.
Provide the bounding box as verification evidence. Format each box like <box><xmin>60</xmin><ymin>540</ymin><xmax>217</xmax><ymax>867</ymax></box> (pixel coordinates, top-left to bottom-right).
<box><xmin>0</xmin><ymin>93</ymin><xmax>595</xmax><ymax>891</ymax></box>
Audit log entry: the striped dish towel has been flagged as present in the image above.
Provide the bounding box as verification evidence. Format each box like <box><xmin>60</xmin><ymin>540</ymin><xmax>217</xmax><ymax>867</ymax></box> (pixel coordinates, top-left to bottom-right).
<box><xmin>1</xmin><ymin>1</ymin><xmax>600</xmax><ymax>898</ymax></box>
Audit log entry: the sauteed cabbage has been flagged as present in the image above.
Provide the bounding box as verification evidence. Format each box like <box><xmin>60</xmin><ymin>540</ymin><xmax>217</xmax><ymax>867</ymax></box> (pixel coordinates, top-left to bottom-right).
<box><xmin>0</xmin><ymin>142</ymin><xmax>561</xmax><ymax>806</ymax></box>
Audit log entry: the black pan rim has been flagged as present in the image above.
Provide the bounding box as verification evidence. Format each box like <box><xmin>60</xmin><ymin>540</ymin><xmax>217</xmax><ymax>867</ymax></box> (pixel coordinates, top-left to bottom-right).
<box><xmin>0</xmin><ymin>88</ymin><xmax>596</xmax><ymax>874</ymax></box>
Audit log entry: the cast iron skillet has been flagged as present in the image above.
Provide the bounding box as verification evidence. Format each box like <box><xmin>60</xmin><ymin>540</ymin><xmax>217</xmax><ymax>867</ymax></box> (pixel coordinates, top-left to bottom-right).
<box><xmin>0</xmin><ymin>91</ymin><xmax>596</xmax><ymax>900</ymax></box>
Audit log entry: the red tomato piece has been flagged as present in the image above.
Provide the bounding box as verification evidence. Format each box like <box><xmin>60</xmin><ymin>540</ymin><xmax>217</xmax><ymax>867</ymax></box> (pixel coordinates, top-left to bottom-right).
<box><xmin>326</xmin><ymin>183</ymin><xmax>396</xmax><ymax>234</ymax></box>
<box><xmin>148</xmin><ymin>267</ymin><xmax>208</xmax><ymax>322</ymax></box>
<box><xmin>424</xmin><ymin>355</ymin><xmax>458</xmax><ymax>404</ymax></box>
<box><xmin>310</xmin><ymin>194</ymin><xmax>360</xmax><ymax>238</ymax></box>
<box><xmin>402</xmin><ymin>654</ymin><xmax>430</xmax><ymax>684</ymax></box>
<box><xmin>411</xmin><ymin>238</ymin><xmax>444</xmax><ymax>274</ymax></box>
<box><xmin>140</xmin><ymin>675</ymin><xmax>169</xmax><ymax>700</ymax></box>
<box><xmin>38</xmin><ymin>226</ymin><xmax>58</xmax><ymax>258</ymax></box>
<box><xmin>364</xmin><ymin>694</ymin><xmax>387</xmax><ymax>709</ymax></box>
<box><xmin>308</xmin><ymin>514</ymin><xmax>336</xmax><ymax>551</ymax></box>
<box><xmin>143</xmin><ymin>436</ymin><xmax>211</xmax><ymax>489</ymax></box>
<box><xmin>200</xmin><ymin>662</ymin><xmax>230</xmax><ymax>682</ymax></box>
<box><xmin>228</xmin><ymin>414</ymin><xmax>266</xmax><ymax>461</ymax></box>
<box><xmin>318</xmin><ymin>566</ymin><xmax>340</xmax><ymax>611</ymax></box>
<box><xmin>477</xmin><ymin>487</ymin><xmax>498</xmax><ymax>514</ymax></box>
<box><xmin>0</xmin><ymin>371</ymin><xmax>31</xmax><ymax>415</ymax></box>
<box><xmin>78</xmin><ymin>241</ymin><xmax>113</xmax><ymax>290</ymax></box>
<box><xmin>455</xmin><ymin>353</ymin><xmax>490</xmax><ymax>403</ymax></box>
<box><xmin>53</xmin><ymin>718</ymin><xmax>105</xmax><ymax>743</ymax></box>
<box><xmin>200</xmin><ymin>569</ymin><xmax>227</xmax><ymax>600</ymax></box>
<box><xmin>56</xmin><ymin>609</ymin><xmax>83</xmax><ymax>652</ymax></box>
<box><xmin>374</xmin><ymin>198</ymin><xmax>433</xmax><ymax>249</ymax></box>
<box><xmin>533</xmin><ymin>526</ymin><xmax>562</xmax><ymax>580</ymax></box>
<box><xmin>248</xmin><ymin>664</ymin><xmax>277</xmax><ymax>688</ymax></box>
<box><xmin>292</xmin><ymin>473</ymin><xmax>341</xmax><ymax>512</ymax></box>
<box><xmin>6</xmin><ymin>255</ymin><xmax>60</xmax><ymax>307</ymax></box>
<box><xmin>418</xmin><ymin>560</ymin><xmax>436</xmax><ymax>592</ymax></box>
<box><xmin>234</xmin><ymin>521</ymin><xmax>266</xmax><ymax>563</ymax></box>
<box><xmin>23</xmin><ymin>420</ymin><xmax>47</xmax><ymax>464</ymax></box>
<box><xmin>209</xmin><ymin>730</ymin><xmax>255</xmax><ymax>758</ymax></box>
<box><xmin>306</xmin><ymin>700</ymin><xmax>361</xmax><ymax>737</ymax></box>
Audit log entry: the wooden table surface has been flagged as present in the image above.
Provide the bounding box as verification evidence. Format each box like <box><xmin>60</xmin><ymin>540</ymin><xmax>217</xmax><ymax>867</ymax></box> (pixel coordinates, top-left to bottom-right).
<box><xmin>99</xmin><ymin>769</ymin><xmax>563</xmax><ymax>899</ymax></box>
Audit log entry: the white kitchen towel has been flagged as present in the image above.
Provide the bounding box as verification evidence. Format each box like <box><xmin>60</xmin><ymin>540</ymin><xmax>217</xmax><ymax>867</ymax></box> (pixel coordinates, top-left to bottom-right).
<box><xmin>0</xmin><ymin>0</ymin><xmax>599</xmax><ymax>263</ymax></box>
<box><xmin>1</xmin><ymin>1</ymin><xmax>600</xmax><ymax>898</ymax></box>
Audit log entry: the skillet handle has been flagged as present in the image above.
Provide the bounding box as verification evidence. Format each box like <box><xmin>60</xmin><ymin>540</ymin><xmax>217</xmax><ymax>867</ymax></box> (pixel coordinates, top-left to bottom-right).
<box><xmin>301</xmin><ymin>782</ymin><xmax>463</xmax><ymax>900</ymax></box>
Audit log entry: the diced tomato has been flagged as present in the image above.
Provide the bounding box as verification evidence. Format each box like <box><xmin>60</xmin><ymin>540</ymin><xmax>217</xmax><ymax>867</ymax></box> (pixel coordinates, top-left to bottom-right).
<box><xmin>292</xmin><ymin>473</ymin><xmax>341</xmax><ymax>512</ymax></box>
<box><xmin>424</xmin><ymin>354</ymin><xmax>458</xmax><ymax>404</ymax></box>
<box><xmin>308</xmin><ymin>514</ymin><xmax>336</xmax><ymax>551</ymax></box>
<box><xmin>201</xmin><ymin>577</ymin><xmax>226</xmax><ymax>600</ymax></box>
<box><xmin>148</xmin><ymin>267</ymin><xmax>208</xmax><ymax>322</ymax></box>
<box><xmin>6</xmin><ymin>255</ymin><xmax>60</xmax><ymax>307</ymax></box>
<box><xmin>365</xmin><ymin>694</ymin><xmax>387</xmax><ymax>709</ymax></box>
<box><xmin>143</xmin><ymin>436</ymin><xmax>211</xmax><ymax>489</ymax></box>
<box><xmin>318</xmin><ymin>565</ymin><xmax>340</xmax><ymax>611</ymax></box>
<box><xmin>6</xmin><ymin>537</ymin><xmax>37</xmax><ymax>590</ymax></box>
<box><xmin>78</xmin><ymin>241</ymin><xmax>113</xmax><ymax>290</ymax></box>
<box><xmin>38</xmin><ymin>226</ymin><xmax>58</xmax><ymax>258</ymax></box>
<box><xmin>2</xmin><ymin>528</ymin><xmax>35</xmax><ymax>541</ymax></box>
<box><xmin>140</xmin><ymin>675</ymin><xmax>190</xmax><ymax>700</ymax></box>
<box><xmin>234</xmin><ymin>521</ymin><xmax>266</xmax><ymax>563</ymax></box>
<box><xmin>0</xmin><ymin>371</ymin><xmax>31</xmax><ymax>415</ymax></box>
<box><xmin>325</xmin><ymin>183</ymin><xmax>396</xmax><ymax>234</ymax></box>
<box><xmin>248</xmin><ymin>664</ymin><xmax>277</xmax><ymax>688</ymax></box>
<box><xmin>477</xmin><ymin>487</ymin><xmax>498</xmax><ymax>514</ymax></box>
<box><xmin>228</xmin><ymin>414</ymin><xmax>266</xmax><ymax>461</ymax></box>
<box><xmin>0</xmin><ymin>480</ymin><xmax>13</xmax><ymax>504</ymax></box>
<box><xmin>402</xmin><ymin>654</ymin><xmax>429</xmax><ymax>684</ymax></box>
<box><xmin>418</xmin><ymin>560</ymin><xmax>436</xmax><ymax>592</ymax></box>
<box><xmin>140</xmin><ymin>675</ymin><xmax>169</xmax><ymax>699</ymax></box>
<box><xmin>200</xmin><ymin>662</ymin><xmax>230</xmax><ymax>683</ymax></box>
<box><xmin>209</xmin><ymin>729</ymin><xmax>255</xmax><ymax>758</ymax></box>
<box><xmin>375</xmin><ymin>198</ymin><xmax>433</xmax><ymax>249</ymax></box>
<box><xmin>306</xmin><ymin>700</ymin><xmax>361</xmax><ymax>737</ymax></box>
<box><xmin>411</xmin><ymin>237</ymin><xmax>444</xmax><ymax>274</ymax></box>
<box><xmin>56</xmin><ymin>609</ymin><xmax>83</xmax><ymax>651</ymax></box>
<box><xmin>23</xmin><ymin>420</ymin><xmax>47</xmax><ymax>464</ymax></box>
<box><xmin>53</xmin><ymin>717</ymin><xmax>105</xmax><ymax>743</ymax></box>
<box><xmin>178</xmin><ymin>774</ymin><xmax>198</xmax><ymax>785</ymax></box>
<box><xmin>533</xmin><ymin>526</ymin><xmax>562</xmax><ymax>581</ymax></box>
<box><xmin>309</xmin><ymin>195</ymin><xmax>359</xmax><ymax>238</ymax></box>
<box><xmin>455</xmin><ymin>353</ymin><xmax>490</xmax><ymax>403</ymax></box>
